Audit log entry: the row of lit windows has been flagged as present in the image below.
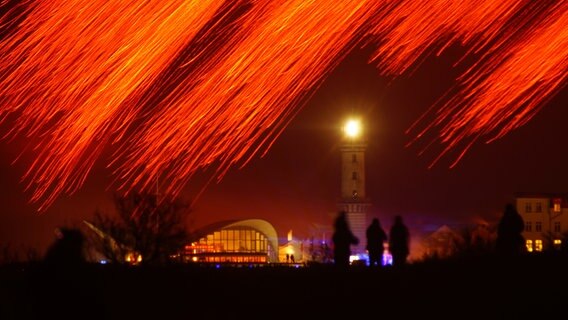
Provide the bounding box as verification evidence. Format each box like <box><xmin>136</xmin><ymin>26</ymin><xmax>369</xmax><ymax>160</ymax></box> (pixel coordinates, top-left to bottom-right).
<box><xmin>526</xmin><ymin>239</ymin><xmax>562</xmax><ymax>252</ymax></box>
<box><xmin>197</xmin><ymin>229</ymin><xmax>269</xmax><ymax>253</ymax></box>
<box><xmin>526</xmin><ymin>240</ymin><xmax>543</xmax><ymax>252</ymax></box>
<box><xmin>525</xmin><ymin>221</ymin><xmax>561</xmax><ymax>232</ymax></box>
<box><xmin>187</xmin><ymin>256</ymin><xmax>267</xmax><ymax>263</ymax></box>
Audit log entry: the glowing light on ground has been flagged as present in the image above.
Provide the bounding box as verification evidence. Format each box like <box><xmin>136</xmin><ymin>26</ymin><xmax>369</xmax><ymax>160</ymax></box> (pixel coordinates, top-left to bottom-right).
<box><xmin>0</xmin><ymin>0</ymin><xmax>565</xmax><ymax>210</ymax></box>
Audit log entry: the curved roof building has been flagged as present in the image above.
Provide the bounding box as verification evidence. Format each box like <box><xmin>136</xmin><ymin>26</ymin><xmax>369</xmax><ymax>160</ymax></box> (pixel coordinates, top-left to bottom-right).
<box><xmin>184</xmin><ymin>219</ymin><xmax>279</xmax><ymax>264</ymax></box>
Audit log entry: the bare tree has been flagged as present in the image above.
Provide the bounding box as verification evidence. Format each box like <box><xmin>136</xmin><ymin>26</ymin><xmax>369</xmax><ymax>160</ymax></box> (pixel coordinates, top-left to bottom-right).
<box><xmin>0</xmin><ymin>244</ymin><xmax>40</xmax><ymax>266</ymax></box>
<box><xmin>87</xmin><ymin>192</ymin><xmax>191</xmax><ymax>265</ymax></box>
<box><xmin>453</xmin><ymin>225</ymin><xmax>496</xmax><ymax>257</ymax></box>
<box><xmin>84</xmin><ymin>213</ymin><xmax>129</xmax><ymax>264</ymax></box>
<box><xmin>1</xmin><ymin>244</ymin><xmax>18</xmax><ymax>265</ymax></box>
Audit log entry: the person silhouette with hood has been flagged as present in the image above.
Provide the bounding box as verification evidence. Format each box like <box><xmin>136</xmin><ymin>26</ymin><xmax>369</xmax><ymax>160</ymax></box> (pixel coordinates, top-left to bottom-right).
<box><xmin>366</xmin><ymin>218</ymin><xmax>387</xmax><ymax>267</ymax></box>
<box><xmin>389</xmin><ymin>215</ymin><xmax>410</xmax><ymax>267</ymax></box>
<box><xmin>332</xmin><ymin>211</ymin><xmax>359</xmax><ymax>268</ymax></box>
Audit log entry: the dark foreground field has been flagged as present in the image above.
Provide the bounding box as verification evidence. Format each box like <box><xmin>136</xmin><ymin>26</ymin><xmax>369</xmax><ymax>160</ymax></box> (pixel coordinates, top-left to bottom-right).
<box><xmin>2</xmin><ymin>254</ymin><xmax>568</xmax><ymax>319</ymax></box>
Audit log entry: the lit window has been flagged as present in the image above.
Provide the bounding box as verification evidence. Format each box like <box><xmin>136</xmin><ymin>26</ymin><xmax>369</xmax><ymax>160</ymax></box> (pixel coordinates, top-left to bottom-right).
<box><xmin>536</xmin><ymin>222</ymin><xmax>542</xmax><ymax>232</ymax></box>
<box><xmin>525</xmin><ymin>222</ymin><xmax>532</xmax><ymax>232</ymax></box>
<box><xmin>526</xmin><ymin>240</ymin><xmax>533</xmax><ymax>252</ymax></box>
<box><xmin>554</xmin><ymin>239</ymin><xmax>562</xmax><ymax>250</ymax></box>
<box><xmin>554</xmin><ymin>222</ymin><xmax>561</xmax><ymax>233</ymax></box>
<box><xmin>553</xmin><ymin>198</ymin><xmax>561</xmax><ymax>212</ymax></box>
<box><xmin>535</xmin><ymin>240</ymin><xmax>543</xmax><ymax>252</ymax></box>
<box><xmin>525</xmin><ymin>203</ymin><xmax>532</xmax><ymax>213</ymax></box>
<box><xmin>535</xmin><ymin>202</ymin><xmax>542</xmax><ymax>213</ymax></box>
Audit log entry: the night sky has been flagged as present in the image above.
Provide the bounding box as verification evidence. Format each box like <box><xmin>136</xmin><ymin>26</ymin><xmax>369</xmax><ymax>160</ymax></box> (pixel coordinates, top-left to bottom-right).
<box><xmin>0</xmin><ymin>4</ymin><xmax>567</xmax><ymax>258</ymax></box>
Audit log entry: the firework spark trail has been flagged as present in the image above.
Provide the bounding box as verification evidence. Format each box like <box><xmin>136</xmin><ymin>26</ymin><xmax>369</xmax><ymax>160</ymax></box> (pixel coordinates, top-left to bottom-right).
<box><xmin>366</xmin><ymin>0</ymin><xmax>524</xmax><ymax>76</ymax></box>
<box><xmin>117</xmin><ymin>0</ymin><xmax>383</xmax><ymax>198</ymax></box>
<box><xmin>0</xmin><ymin>0</ymin><xmax>566</xmax><ymax>211</ymax></box>
<box><xmin>366</xmin><ymin>0</ymin><xmax>567</xmax><ymax>165</ymax></box>
<box><xmin>426</xmin><ymin>3</ymin><xmax>568</xmax><ymax>167</ymax></box>
<box><xmin>0</xmin><ymin>0</ymin><xmax>225</xmax><ymax>210</ymax></box>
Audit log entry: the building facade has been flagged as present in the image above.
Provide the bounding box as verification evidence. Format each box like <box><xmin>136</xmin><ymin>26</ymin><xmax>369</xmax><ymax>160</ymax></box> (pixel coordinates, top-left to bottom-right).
<box><xmin>516</xmin><ymin>193</ymin><xmax>568</xmax><ymax>252</ymax></box>
<box><xmin>278</xmin><ymin>230</ymin><xmax>304</xmax><ymax>264</ymax></box>
<box><xmin>421</xmin><ymin>225</ymin><xmax>464</xmax><ymax>259</ymax></box>
<box><xmin>183</xmin><ymin>219</ymin><xmax>279</xmax><ymax>264</ymax></box>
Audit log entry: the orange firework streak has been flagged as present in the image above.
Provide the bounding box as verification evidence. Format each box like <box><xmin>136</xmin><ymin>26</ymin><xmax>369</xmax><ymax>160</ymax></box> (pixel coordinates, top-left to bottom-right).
<box><xmin>425</xmin><ymin>3</ymin><xmax>568</xmax><ymax>167</ymax></box>
<box><xmin>0</xmin><ymin>0</ymin><xmax>566</xmax><ymax>211</ymax></box>
<box><xmin>0</xmin><ymin>0</ymin><xmax>225</xmax><ymax>210</ymax></box>
<box><xmin>366</xmin><ymin>0</ymin><xmax>567</xmax><ymax>165</ymax></box>
<box><xmin>115</xmin><ymin>0</ymin><xmax>383</xmax><ymax>199</ymax></box>
<box><xmin>366</xmin><ymin>0</ymin><xmax>525</xmax><ymax>75</ymax></box>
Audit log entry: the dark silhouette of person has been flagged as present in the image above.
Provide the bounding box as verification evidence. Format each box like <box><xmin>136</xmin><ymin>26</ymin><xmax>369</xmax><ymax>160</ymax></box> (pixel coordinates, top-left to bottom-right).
<box><xmin>332</xmin><ymin>211</ymin><xmax>359</xmax><ymax>268</ymax></box>
<box><xmin>44</xmin><ymin>227</ymin><xmax>86</xmax><ymax>266</ymax></box>
<box><xmin>32</xmin><ymin>227</ymin><xmax>107</xmax><ymax>320</ymax></box>
<box><xmin>366</xmin><ymin>218</ymin><xmax>387</xmax><ymax>267</ymax></box>
<box><xmin>290</xmin><ymin>254</ymin><xmax>295</xmax><ymax>264</ymax></box>
<box><xmin>389</xmin><ymin>215</ymin><xmax>410</xmax><ymax>267</ymax></box>
<box><xmin>496</xmin><ymin>203</ymin><xmax>526</xmax><ymax>256</ymax></box>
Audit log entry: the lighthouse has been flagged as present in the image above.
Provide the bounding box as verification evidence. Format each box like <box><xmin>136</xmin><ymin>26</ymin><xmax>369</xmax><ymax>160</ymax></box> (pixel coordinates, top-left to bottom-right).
<box><xmin>338</xmin><ymin>119</ymin><xmax>371</xmax><ymax>256</ymax></box>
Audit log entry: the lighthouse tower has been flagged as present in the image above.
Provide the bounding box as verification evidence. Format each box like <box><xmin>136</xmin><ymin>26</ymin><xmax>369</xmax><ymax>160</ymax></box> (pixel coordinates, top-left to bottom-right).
<box><xmin>338</xmin><ymin>119</ymin><xmax>371</xmax><ymax>256</ymax></box>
